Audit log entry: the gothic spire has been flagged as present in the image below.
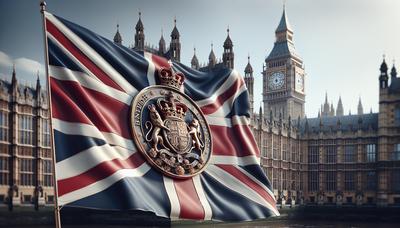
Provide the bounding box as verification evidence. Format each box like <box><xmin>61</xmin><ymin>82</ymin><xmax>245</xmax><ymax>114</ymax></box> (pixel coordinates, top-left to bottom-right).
<box><xmin>275</xmin><ymin>4</ymin><xmax>292</xmax><ymax>33</ymax></box>
<box><xmin>223</xmin><ymin>26</ymin><xmax>234</xmax><ymax>69</ymax></box>
<box><xmin>158</xmin><ymin>28</ymin><xmax>166</xmax><ymax>55</ymax></box>
<box><xmin>134</xmin><ymin>11</ymin><xmax>145</xmax><ymax>50</ymax></box>
<box><xmin>208</xmin><ymin>43</ymin><xmax>216</xmax><ymax>68</ymax></box>
<box><xmin>357</xmin><ymin>97</ymin><xmax>363</xmax><ymax>115</ymax></box>
<box><xmin>11</xmin><ymin>63</ymin><xmax>17</xmax><ymax>85</ymax></box>
<box><xmin>379</xmin><ymin>55</ymin><xmax>389</xmax><ymax>89</ymax></box>
<box><xmin>135</xmin><ymin>11</ymin><xmax>143</xmax><ymax>31</ymax></box>
<box><xmin>336</xmin><ymin>96</ymin><xmax>344</xmax><ymax>116</ymax></box>
<box><xmin>191</xmin><ymin>47</ymin><xmax>199</xmax><ymax>70</ymax></box>
<box><xmin>223</xmin><ymin>26</ymin><xmax>233</xmax><ymax>49</ymax></box>
<box><xmin>113</xmin><ymin>24</ymin><xmax>122</xmax><ymax>44</ymax></box>
<box><xmin>171</xmin><ymin>16</ymin><xmax>180</xmax><ymax>39</ymax></box>
<box><xmin>391</xmin><ymin>60</ymin><xmax>397</xmax><ymax>80</ymax></box>
<box><xmin>244</xmin><ymin>55</ymin><xmax>253</xmax><ymax>74</ymax></box>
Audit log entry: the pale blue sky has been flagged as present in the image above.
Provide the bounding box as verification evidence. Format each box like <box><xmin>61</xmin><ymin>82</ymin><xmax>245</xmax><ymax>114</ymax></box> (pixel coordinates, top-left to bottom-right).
<box><xmin>0</xmin><ymin>0</ymin><xmax>399</xmax><ymax>117</ymax></box>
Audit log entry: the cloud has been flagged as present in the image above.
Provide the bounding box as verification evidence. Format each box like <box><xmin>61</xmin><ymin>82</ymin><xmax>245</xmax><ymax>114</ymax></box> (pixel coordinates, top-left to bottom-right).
<box><xmin>0</xmin><ymin>51</ymin><xmax>13</xmax><ymax>68</ymax></box>
<box><xmin>15</xmin><ymin>57</ymin><xmax>44</xmax><ymax>74</ymax></box>
<box><xmin>0</xmin><ymin>50</ymin><xmax>44</xmax><ymax>76</ymax></box>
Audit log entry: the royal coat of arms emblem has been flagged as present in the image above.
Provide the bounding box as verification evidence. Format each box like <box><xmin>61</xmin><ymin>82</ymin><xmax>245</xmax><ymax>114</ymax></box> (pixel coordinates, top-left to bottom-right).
<box><xmin>130</xmin><ymin>68</ymin><xmax>212</xmax><ymax>179</ymax></box>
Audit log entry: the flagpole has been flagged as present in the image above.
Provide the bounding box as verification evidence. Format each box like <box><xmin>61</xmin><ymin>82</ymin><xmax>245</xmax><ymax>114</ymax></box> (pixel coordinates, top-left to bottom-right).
<box><xmin>40</xmin><ymin>1</ymin><xmax>62</xmax><ymax>228</ymax></box>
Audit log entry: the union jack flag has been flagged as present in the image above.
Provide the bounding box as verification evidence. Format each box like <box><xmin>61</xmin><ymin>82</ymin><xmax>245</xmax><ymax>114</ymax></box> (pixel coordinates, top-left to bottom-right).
<box><xmin>44</xmin><ymin>11</ymin><xmax>279</xmax><ymax>221</ymax></box>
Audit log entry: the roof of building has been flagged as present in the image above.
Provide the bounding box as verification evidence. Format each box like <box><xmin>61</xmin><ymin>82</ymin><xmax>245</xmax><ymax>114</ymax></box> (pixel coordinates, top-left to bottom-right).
<box><xmin>245</xmin><ymin>56</ymin><xmax>253</xmax><ymax>73</ymax></box>
<box><xmin>265</xmin><ymin>40</ymin><xmax>301</xmax><ymax>61</ymax></box>
<box><xmin>113</xmin><ymin>25</ymin><xmax>122</xmax><ymax>43</ymax></box>
<box><xmin>297</xmin><ymin>113</ymin><xmax>378</xmax><ymax>135</ymax></box>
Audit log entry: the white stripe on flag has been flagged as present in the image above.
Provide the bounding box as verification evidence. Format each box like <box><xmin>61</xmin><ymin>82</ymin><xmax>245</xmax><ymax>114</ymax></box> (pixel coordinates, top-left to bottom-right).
<box><xmin>205</xmin><ymin>165</ymin><xmax>280</xmax><ymax>216</ymax></box>
<box><xmin>195</xmin><ymin>70</ymin><xmax>240</xmax><ymax>107</ymax></box>
<box><xmin>45</xmin><ymin>12</ymin><xmax>137</xmax><ymax>95</ymax></box>
<box><xmin>192</xmin><ymin>175</ymin><xmax>212</xmax><ymax>220</ymax></box>
<box><xmin>209</xmin><ymin>155</ymin><xmax>260</xmax><ymax>166</ymax></box>
<box><xmin>206</xmin><ymin>115</ymin><xmax>250</xmax><ymax>128</ymax></box>
<box><xmin>56</xmin><ymin>144</ymin><xmax>136</xmax><ymax>180</ymax></box>
<box><xmin>58</xmin><ymin>163</ymin><xmax>151</xmax><ymax>205</ymax></box>
<box><xmin>206</xmin><ymin>84</ymin><xmax>247</xmax><ymax>117</ymax></box>
<box><xmin>144</xmin><ymin>52</ymin><xmax>156</xmax><ymax>86</ymax></box>
<box><xmin>163</xmin><ymin>176</ymin><xmax>181</xmax><ymax>220</ymax></box>
<box><xmin>53</xmin><ymin>119</ymin><xmax>135</xmax><ymax>151</ymax></box>
<box><xmin>236</xmin><ymin>166</ymin><xmax>276</xmax><ymax>203</ymax></box>
<box><xmin>49</xmin><ymin>66</ymin><xmax>133</xmax><ymax>105</ymax></box>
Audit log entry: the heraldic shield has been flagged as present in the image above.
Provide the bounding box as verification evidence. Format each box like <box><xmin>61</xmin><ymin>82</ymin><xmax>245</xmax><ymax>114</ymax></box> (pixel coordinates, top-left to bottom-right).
<box><xmin>130</xmin><ymin>68</ymin><xmax>212</xmax><ymax>179</ymax></box>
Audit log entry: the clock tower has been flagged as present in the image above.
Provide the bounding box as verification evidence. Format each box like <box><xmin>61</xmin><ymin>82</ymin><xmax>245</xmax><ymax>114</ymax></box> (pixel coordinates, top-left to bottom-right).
<box><xmin>263</xmin><ymin>6</ymin><xmax>305</xmax><ymax>120</ymax></box>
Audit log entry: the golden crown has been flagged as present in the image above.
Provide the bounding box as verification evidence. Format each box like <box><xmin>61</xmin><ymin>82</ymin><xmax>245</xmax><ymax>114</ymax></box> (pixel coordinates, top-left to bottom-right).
<box><xmin>157</xmin><ymin>92</ymin><xmax>188</xmax><ymax>120</ymax></box>
<box><xmin>158</xmin><ymin>68</ymin><xmax>185</xmax><ymax>90</ymax></box>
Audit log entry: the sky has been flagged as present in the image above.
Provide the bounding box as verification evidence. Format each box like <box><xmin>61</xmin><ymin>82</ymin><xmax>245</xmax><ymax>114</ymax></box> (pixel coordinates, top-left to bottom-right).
<box><xmin>0</xmin><ymin>0</ymin><xmax>399</xmax><ymax>118</ymax></box>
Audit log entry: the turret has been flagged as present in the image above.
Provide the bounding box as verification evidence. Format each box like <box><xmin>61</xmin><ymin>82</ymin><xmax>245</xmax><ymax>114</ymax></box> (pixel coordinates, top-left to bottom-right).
<box><xmin>357</xmin><ymin>97</ymin><xmax>363</xmax><ymax>115</ymax></box>
<box><xmin>170</xmin><ymin>17</ymin><xmax>181</xmax><ymax>62</ymax></box>
<box><xmin>222</xmin><ymin>27</ymin><xmax>234</xmax><ymax>69</ymax></box>
<box><xmin>191</xmin><ymin>47</ymin><xmax>199</xmax><ymax>70</ymax></box>
<box><xmin>244</xmin><ymin>55</ymin><xmax>254</xmax><ymax>115</ymax></box>
<box><xmin>390</xmin><ymin>62</ymin><xmax>397</xmax><ymax>85</ymax></box>
<box><xmin>158</xmin><ymin>29</ymin><xmax>166</xmax><ymax>55</ymax></box>
<box><xmin>113</xmin><ymin>24</ymin><xmax>122</xmax><ymax>45</ymax></box>
<box><xmin>379</xmin><ymin>57</ymin><xmax>389</xmax><ymax>89</ymax></box>
<box><xmin>134</xmin><ymin>12</ymin><xmax>145</xmax><ymax>50</ymax></box>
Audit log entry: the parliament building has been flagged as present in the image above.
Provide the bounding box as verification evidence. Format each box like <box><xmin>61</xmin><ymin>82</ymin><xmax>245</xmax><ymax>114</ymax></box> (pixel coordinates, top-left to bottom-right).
<box><xmin>0</xmin><ymin>8</ymin><xmax>399</xmax><ymax>209</ymax></box>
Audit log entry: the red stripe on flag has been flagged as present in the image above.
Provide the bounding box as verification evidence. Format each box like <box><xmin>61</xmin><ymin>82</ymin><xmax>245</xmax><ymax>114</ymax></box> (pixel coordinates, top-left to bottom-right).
<box><xmin>151</xmin><ymin>54</ymin><xmax>171</xmax><ymax>69</ymax></box>
<box><xmin>46</xmin><ymin>19</ymin><xmax>125</xmax><ymax>92</ymax></box>
<box><xmin>210</xmin><ymin>124</ymin><xmax>260</xmax><ymax>157</ymax></box>
<box><xmin>50</xmin><ymin>78</ymin><xmax>131</xmax><ymax>139</ymax></box>
<box><xmin>58</xmin><ymin>151</ymin><xmax>145</xmax><ymax>197</ymax></box>
<box><xmin>200</xmin><ymin>78</ymin><xmax>244</xmax><ymax>115</ymax></box>
<box><xmin>216</xmin><ymin>165</ymin><xmax>277</xmax><ymax>210</ymax></box>
<box><xmin>173</xmin><ymin>178</ymin><xmax>205</xmax><ymax>220</ymax></box>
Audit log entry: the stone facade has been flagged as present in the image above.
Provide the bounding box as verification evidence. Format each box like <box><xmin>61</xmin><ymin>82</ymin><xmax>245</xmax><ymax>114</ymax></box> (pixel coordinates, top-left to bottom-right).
<box><xmin>0</xmin><ymin>66</ymin><xmax>53</xmax><ymax>210</ymax></box>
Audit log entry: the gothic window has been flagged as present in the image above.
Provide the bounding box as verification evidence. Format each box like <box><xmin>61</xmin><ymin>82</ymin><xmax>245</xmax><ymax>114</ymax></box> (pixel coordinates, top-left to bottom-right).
<box><xmin>262</xmin><ymin>134</ymin><xmax>268</xmax><ymax>157</ymax></box>
<box><xmin>0</xmin><ymin>157</ymin><xmax>9</xmax><ymax>185</ymax></box>
<box><xmin>395</xmin><ymin>108</ymin><xmax>400</xmax><ymax>126</ymax></box>
<box><xmin>344</xmin><ymin>172</ymin><xmax>355</xmax><ymax>191</ymax></box>
<box><xmin>272</xmin><ymin>135</ymin><xmax>279</xmax><ymax>159</ymax></box>
<box><xmin>273</xmin><ymin>170</ymin><xmax>279</xmax><ymax>190</ymax></box>
<box><xmin>41</xmin><ymin>119</ymin><xmax>50</xmax><ymax>147</ymax></box>
<box><xmin>20</xmin><ymin>158</ymin><xmax>34</xmax><ymax>186</ymax></box>
<box><xmin>308</xmin><ymin>146</ymin><xmax>319</xmax><ymax>163</ymax></box>
<box><xmin>291</xmin><ymin>140</ymin><xmax>298</xmax><ymax>163</ymax></box>
<box><xmin>282</xmin><ymin>138</ymin><xmax>288</xmax><ymax>161</ymax></box>
<box><xmin>366</xmin><ymin>171</ymin><xmax>376</xmax><ymax>190</ymax></box>
<box><xmin>344</xmin><ymin>145</ymin><xmax>356</xmax><ymax>163</ymax></box>
<box><xmin>308</xmin><ymin>171</ymin><xmax>319</xmax><ymax>191</ymax></box>
<box><xmin>366</xmin><ymin>144</ymin><xmax>376</xmax><ymax>162</ymax></box>
<box><xmin>325</xmin><ymin>146</ymin><xmax>337</xmax><ymax>163</ymax></box>
<box><xmin>0</xmin><ymin>111</ymin><xmax>8</xmax><ymax>142</ymax></box>
<box><xmin>326</xmin><ymin>172</ymin><xmax>336</xmax><ymax>191</ymax></box>
<box><xmin>392</xmin><ymin>144</ymin><xmax>400</xmax><ymax>161</ymax></box>
<box><xmin>18</xmin><ymin>115</ymin><xmax>34</xmax><ymax>145</ymax></box>
<box><xmin>392</xmin><ymin>170</ymin><xmax>400</xmax><ymax>193</ymax></box>
<box><xmin>282</xmin><ymin>171</ymin><xmax>287</xmax><ymax>190</ymax></box>
<box><xmin>43</xmin><ymin>160</ymin><xmax>53</xmax><ymax>187</ymax></box>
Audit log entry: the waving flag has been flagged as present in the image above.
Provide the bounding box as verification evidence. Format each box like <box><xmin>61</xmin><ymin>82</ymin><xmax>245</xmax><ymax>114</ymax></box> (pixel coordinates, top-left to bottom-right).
<box><xmin>44</xmin><ymin>11</ymin><xmax>279</xmax><ymax>221</ymax></box>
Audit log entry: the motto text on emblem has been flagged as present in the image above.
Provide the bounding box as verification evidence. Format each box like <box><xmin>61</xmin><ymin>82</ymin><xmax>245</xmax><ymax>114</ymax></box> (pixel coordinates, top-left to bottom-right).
<box><xmin>130</xmin><ymin>68</ymin><xmax>212</xmax><ymax>179</ymax></box>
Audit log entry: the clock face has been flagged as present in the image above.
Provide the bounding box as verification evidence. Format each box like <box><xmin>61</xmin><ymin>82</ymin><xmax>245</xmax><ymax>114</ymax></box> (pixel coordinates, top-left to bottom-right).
<box><xmin>268</xmin><ymin>72</ymin><xmax>285</xmax><ymax>90</ymax></box>
<box><xmin>295</xmin><ymin>73</ymin><xmax>304</xmax><ymax>92</ymax></box>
